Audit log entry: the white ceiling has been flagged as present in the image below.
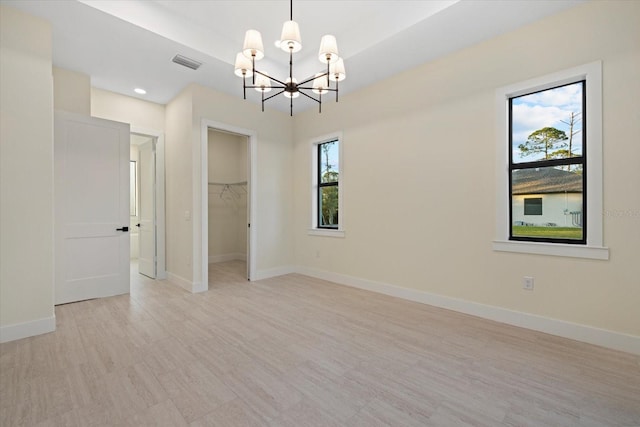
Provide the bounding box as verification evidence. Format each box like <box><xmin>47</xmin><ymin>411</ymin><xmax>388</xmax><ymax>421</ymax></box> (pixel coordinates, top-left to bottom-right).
<box><xmin>3</xmin><ymin>0</ymin><xmax>584</xmax><ymax>113</ymax></box>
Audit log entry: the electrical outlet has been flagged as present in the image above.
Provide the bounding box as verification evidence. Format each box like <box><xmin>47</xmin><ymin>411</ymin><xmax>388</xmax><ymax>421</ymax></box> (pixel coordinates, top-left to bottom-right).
<box><xmin>523</xmin><ymin>276</ymin><xmax>534</xmax><ymax>290</ymax></box>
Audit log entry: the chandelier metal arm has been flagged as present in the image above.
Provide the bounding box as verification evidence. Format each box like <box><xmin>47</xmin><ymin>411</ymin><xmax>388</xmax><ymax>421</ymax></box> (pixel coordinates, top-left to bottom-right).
<box><xmin>297</xmin><ymin>71</ymin><xmax>328</xmax><ymax>87</ymax></box>
<box><xmin>253</xmin><ymin>69</ymin><xmax>288</xmax><ymax>88</ymax></box>
<box><xmin>297</xmin><ymin>89</ymin><xmax>321</xmax><ymax>104</ymax></box>
<box><xmin>245</xmin><ymin>82</ymin><xmax>287</xmax><ymax>90</ymax></box>
<box><xmin>262</xmin><ymin>89</ymin><xmax>286</xmax><ymax>102</ymax></box>
<box><xmin>298</xmin><ymin>86</ymin><xmax>336</xmax><ymax>92</ymax></box>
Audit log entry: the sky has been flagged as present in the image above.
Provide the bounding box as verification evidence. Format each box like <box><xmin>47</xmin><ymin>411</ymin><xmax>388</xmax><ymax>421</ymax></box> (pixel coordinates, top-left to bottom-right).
<box><xmin>511</xmin><ymin>81</ymin><xmax>583</xmax><ymax>163</ymax></box>
<box><xmin>320</xmin><ymin>140</ymin><xmax>339</xmax><ymax>174</ymax></box>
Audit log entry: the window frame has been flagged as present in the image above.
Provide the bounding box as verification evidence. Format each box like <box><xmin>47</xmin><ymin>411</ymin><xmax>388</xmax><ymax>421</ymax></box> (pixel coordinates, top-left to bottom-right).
<box><xmin>309</xmin><ymin>132</ymin><xmax>344</xmax><ymax>237</ymax></box>
<box><xmin>508</xmin><ymin>80</ymin><xmax>587</xmax><ymax>245</ymax></box>
<box><xmin>317</xmin><ymin>141</ymin><xmax>339</xmax><ymax>229</ymax></box>
<box><xmin>493</xmin><ymin>61</ymin><xmax>608</xmax><ymax>260</ymax></box>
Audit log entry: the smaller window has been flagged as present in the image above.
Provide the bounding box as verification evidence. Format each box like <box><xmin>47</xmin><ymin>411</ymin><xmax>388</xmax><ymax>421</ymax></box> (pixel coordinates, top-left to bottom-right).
<box><xmin>317</xmin><ymin>140</ymin><xmax>339</xmax><ymax>229</ymax></box>
<box><xmin>524</xmin><ymin>198</ymin><xmax>542</xmax><ymax>215</ymax></box>
<box><xmin>310</xmin><ymin>133</ymin><xmax>343</xmax><ymax>237</ymax></box>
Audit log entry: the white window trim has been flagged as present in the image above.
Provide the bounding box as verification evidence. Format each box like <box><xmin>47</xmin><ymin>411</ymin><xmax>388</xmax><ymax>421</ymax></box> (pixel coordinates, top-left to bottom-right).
<box><xmin>309</xmin><ymin>132</ymin><xmax>344</xmax><ymax>237</ymax></box>
<box><xmin>493</xmin><ymin>61</ymin><xmax>609</xmax><ymax>260</ymax></box>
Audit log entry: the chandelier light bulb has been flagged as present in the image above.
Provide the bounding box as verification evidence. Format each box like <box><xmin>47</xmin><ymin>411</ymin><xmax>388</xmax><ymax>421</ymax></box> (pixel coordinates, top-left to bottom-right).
<box><xmin>329</xmin><ymin>58</ymin><xmax>346</xmax><ymax>82</ymax></box>
<box><xmin>234</xmin><ymin>53</ymin><xmax>253</xmax><ymax>78</ymax></box>
<box><xmin>318</xmin><ymin>34</ymin><xmax>339</xmax><ymax>63</ymax></box>
<box><xmin>254</xmin><ymin>74</ymin><xmax>271</xmax><ymax>92</ymax></box>
<box><xmin>280</xmin><ymin>20</ymin><xmax>302</xmax><ymax>52</ymax></box>
<box><xmin>243</xmin><ymin>29</ymin><xmax>264</xmax><ymax>60</ymax></box>
<box><xmin>312</xmin><ymin>73</ymin><xmax>329</xmax><ymax>94</ymax></box>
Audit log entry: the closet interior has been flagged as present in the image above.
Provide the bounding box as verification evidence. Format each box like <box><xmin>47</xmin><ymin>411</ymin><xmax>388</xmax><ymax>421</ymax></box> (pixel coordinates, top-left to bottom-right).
<box><xmin>207</xmin><ymin>129</ymin><xmax>249</xmax><ymax>284</ymax></box>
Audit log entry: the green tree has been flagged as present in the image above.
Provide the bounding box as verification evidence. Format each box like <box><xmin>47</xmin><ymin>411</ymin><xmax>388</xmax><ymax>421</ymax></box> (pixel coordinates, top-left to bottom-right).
<box><xmin>518</xmin><ymin>127</ymin><xmax>568</xmax><ymax>160</ymax></box>
<box><xmin>320</xmin><ymin>171</ymin><xmax>339</xmax><ymax>226</ymax></box>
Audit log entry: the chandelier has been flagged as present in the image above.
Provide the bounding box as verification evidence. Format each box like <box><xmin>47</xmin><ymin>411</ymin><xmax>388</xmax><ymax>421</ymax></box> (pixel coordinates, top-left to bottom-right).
<box><xmin>234</xmin><ymin>0</ymin><xmax>346</xmax><ymax>116</ymax></box>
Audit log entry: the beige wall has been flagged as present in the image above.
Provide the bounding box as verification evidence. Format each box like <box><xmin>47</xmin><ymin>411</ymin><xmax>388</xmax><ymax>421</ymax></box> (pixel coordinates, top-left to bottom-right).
<box><xmin>193</xmin><ymin>86</ymin><xmax>294</xmax><ymax>278</ymax></box>
<box><xmin>53</xmin><ymin>67</ymin><xmax>90</xmax><ymax>115</ymax></box>
<box><xmin>164</xmin><ymin>88</ymin><xmax>194</xmax><ymax>282</ymax></box>
<box><xmin>91</xmin><ymin>87</ymin><xmax>165</xmax><ymax>132</ymax></box>
<box><xmin>293</xmin><ymin>1</ymin><xmax>640</xmax><ymax>337</ymax></box>
<box><xmin>0</xmin><ymin>6</ymin><xmax>55</xmax><ymax>337</ymax></box>
<box><xmin>208</xmin><ymin>129</ymin><xmax>247</xmax><ymax>184</ymax></box>
<box><xmin>163</xmin><ymin>84</ymin><xmax>294</xmax><ymax>284</ymax></box>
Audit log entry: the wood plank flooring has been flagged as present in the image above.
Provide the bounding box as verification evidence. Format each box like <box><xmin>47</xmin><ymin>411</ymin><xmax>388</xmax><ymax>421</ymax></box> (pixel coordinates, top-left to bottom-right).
<box><xmin>1</xmin><ymin>260</ymin><xmax>639</xmax><ymax>426</ymax></box>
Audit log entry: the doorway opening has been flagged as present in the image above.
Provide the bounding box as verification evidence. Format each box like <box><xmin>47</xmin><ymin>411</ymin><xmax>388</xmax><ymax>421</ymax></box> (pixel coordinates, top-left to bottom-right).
<box><xmin>199</xmin><ymin>119</ymin><xmax>257</xmax><ymax>291</ymax></box>
<box><xmin>130</xmin><ymin>128</ymin><xmax>166</xmax><ymax>280</ymax></box>
<box><xmin>207</xmin><ymin>128</ymin><xmax>249</xmax><ymax>287</ymax></box>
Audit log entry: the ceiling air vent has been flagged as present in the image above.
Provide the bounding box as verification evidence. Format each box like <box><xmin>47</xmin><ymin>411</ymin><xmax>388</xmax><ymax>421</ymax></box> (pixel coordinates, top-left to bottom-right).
<box><xmin>172</xmin><ymin>54</ymin><xmax>202</xmax><ymax>70</ymax></box>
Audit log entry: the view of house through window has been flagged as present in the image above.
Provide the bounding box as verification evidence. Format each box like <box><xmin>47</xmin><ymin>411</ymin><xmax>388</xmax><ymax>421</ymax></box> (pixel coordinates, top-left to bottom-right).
<box><xmin>318</xmin><ymin>140</ymin><xmax>339</xmax><ymax>228</ymax></box>
<box><xmin>509</xmin><ymin>81</ymin><xmax>585</xmax><ymax>243</ymax></box>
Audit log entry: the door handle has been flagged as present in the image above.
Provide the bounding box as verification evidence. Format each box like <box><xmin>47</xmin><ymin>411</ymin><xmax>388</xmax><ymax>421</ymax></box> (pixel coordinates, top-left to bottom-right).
<box><xmin>136</xmin><ymin>223</ymin><xmax>141</xmax><ymax>228</ymax></box>
<box><xmin>116</xmin><ymin>226</ymin><xmax>129</xmax><ymax>232</ymax></box>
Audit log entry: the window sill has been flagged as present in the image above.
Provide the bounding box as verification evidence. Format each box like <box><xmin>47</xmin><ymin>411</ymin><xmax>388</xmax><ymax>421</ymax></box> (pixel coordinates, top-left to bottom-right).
<box><xmin>308</xmin><ymin>229</ymin><xmax>345</xmax><ymax>238</ymax></box>
<box><xmin>492</xmin><ymin>240</ymin><xmax>609</xmax><ymax>260</ymax></box>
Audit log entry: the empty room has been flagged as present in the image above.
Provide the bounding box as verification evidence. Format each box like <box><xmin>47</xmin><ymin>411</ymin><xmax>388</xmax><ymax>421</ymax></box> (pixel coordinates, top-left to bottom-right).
<box><xmin>1</xmin><ymin>1</ymin><xmax>639</xmax><ymax>426</ymax></box>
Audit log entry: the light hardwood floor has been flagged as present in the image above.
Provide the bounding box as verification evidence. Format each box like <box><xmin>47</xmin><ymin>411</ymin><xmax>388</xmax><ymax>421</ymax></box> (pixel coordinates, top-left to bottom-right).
<box><xmin>1</xmin><ymin>260</ymin><xmax>639</xmax><ymax>426</ymax></box>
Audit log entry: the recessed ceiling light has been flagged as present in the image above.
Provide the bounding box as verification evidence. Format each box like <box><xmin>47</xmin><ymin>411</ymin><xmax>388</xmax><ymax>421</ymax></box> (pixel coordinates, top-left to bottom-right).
<box><xmin>134</xmin><ymin>88</ymin><xmax>146</xmax><ymax>95</ymax></box>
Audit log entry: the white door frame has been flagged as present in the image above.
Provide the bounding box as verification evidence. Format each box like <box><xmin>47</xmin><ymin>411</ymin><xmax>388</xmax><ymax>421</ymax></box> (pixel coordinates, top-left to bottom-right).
<box><xmin>200</xmin><ymin>119</ymin><xmax>257</xmax><ymax>289</ymax></box>
<box><xmin>131</xmin><ymin>126</ymin><xmax>166</xmax><ymax>280</ymax></box>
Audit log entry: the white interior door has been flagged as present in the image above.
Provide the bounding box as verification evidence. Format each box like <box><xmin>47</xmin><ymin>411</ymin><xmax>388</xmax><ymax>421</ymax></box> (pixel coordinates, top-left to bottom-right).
<box><xmin>138</xmin><ymin>139</ymin><xmax>156</xmax><ymax>278</ymax></box>
<box><xmin>54</xmin><ymin>111</ymin><xmax>130</xmax><ymax>305</ymax></box>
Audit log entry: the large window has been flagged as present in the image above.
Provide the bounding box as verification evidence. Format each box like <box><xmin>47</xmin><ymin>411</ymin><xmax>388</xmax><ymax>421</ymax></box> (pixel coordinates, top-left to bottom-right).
<box><xmin>509</xmin><ymin>81</ymin><xmax>586</xmax><ymax>244</ymax></box>
<box><xmin>310</xmin><ymin>133</ymin><xmax>343</xmax><ymax>237</ymax></box>
<box><xmin>494</xmin><ymin>62</ymin><xmax>608</xmax><ymax>260</ymax></box>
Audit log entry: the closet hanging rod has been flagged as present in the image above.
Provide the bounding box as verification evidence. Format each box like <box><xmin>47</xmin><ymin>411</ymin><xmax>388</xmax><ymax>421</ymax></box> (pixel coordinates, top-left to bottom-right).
<box><xmin>208</xmin><ymin>181</ymin><xmax>247</xmax><ymax>186</ymax></box>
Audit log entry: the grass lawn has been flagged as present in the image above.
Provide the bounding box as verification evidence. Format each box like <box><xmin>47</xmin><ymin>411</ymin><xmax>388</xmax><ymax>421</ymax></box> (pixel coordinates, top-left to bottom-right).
<box><xmin>513</xmin><ymin>226</ymin><xmax>582</xmax><ymax>239</ymax></box>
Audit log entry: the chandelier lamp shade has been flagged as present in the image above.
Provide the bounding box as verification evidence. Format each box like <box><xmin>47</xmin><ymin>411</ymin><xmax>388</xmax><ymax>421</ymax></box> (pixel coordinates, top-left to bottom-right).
<box><xmin>234</xmin><ymin>0</ymin><xmax>346</xmax><ymax>116</ymax></box>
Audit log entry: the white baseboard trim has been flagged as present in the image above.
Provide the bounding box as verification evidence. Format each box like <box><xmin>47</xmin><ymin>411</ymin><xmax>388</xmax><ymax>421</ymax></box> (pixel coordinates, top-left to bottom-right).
<box><xmin>192</xmin><ymin>281</ymin><xmax>207</xmax><ymax>293</ymax></box>
<box><xmin>166</xmin><ymin>271</ymin><xmax>207</xmax><ymax>294</ymax></box>
<box><xmin>0</xmin><ymin>315</ymin><xmax>56</xmax><ymax>343</ymax></box>
<box><xmin>296</xmin><ymin>266</ymin><xmax>640</xmax><ymax>355</ymax></box>
<box><xmin>166</xmin><ymin>271</ymin><xmax>198</xmax><ymax>293</ymax></box>
<box><xmin>209</xmin><ymin>253</ymin><xmax>247</xmax><ymax>264</ymax></box>
<box><xmin>252</xmin><ymin>265</ymin><xmax>296</xmax><ymax>281</ymax></box>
